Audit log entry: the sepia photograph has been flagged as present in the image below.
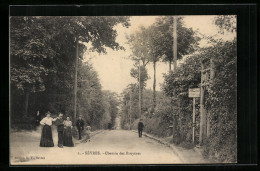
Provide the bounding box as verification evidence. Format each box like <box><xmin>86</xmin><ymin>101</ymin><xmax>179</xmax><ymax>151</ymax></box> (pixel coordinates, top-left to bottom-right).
<box><xmin>9</xmin><ymin>14</ymin><xmax>237</xmax><ymax>165</ymax></box>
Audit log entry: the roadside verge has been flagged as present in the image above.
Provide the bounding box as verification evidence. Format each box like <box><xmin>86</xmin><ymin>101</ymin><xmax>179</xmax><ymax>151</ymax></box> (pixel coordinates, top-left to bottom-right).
<box><xmin>132</xmin><ymin>130</ymin><xmax>212</xmax><ymax>163</ymax></box>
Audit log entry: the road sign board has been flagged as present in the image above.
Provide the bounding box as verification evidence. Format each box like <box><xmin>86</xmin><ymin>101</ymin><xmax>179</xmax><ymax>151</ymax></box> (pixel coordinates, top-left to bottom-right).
<box><xmin>189</xmin><ymin>88</ymin><xmax>200</xmax><ymax>98</ymax></box>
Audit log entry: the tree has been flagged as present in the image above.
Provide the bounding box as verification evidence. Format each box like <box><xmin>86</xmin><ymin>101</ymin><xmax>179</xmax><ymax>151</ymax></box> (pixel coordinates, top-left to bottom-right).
<box><xmin>151</xmin><ymin>17</ymin><xmax>200</xmax><ymax>71</ymax></box>
<box><xmin>145</xmin><ymin>25</ymin><xmax>162</xmax><ymax>112</ymax></box>
<box><xmin>120</xmin><ymin>83</ymin><xmax>147</xmax><ymax>129</ymax></box>
<box><xmin>10</xmin><ymin>17</ymin><xmax>56</xmax><ymax>117</ymax></box>
<box><xmin>139</xmin><ymin>16</ymin><xmax>200</xmax><ymax>134</ymax></box>
<box><xmin>130</xmin><ymin>63</ymin><xmax>150</xmax><ymax>113</ymax></box>
<box><xmin>127</xmin><ymin>26</ymin><xmax>151</xmax><ymax>66</ymax></box>
<box><xmin>10</xmin><ymin>16</ymin><xmax>130</xmax><ymax>128</ymax></box>
<box><xmin>76</xmin><ymin>61</ymin><xmax>104</xmax><ymax>128</ymax></box>
<box><xmin>102</xmin><ymin>90</ymin><xmax>120</xmax><ymax>128</ymax></box>
<box><xmin>214</xmin><ymin>15</ymin><xmax>237</xmax><ymax>34</ymax></box>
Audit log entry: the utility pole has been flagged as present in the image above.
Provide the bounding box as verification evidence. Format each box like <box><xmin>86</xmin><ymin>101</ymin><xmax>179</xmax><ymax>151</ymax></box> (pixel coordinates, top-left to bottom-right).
<box><xmin>73</xmin><ymin>39</ymin><xmax>78</xmax><ymax>124</ymax></box>
<box><xmin>129</xmin><ymin>90</ymin><xmax>132</xmax><ymax>130</ymax></box>
<box><xmin>199</xmin><ymin>60</ymin><xmax>206</xmax><ymax>145</ymax></box>
<box><xmin>172</xmin><ymin>16</ymin><xmax>178</xmax><ymax>140</ymax></box>
<box><xmin>206</xmin><ymin>58</ymin><xmax>215</xmax><ymax>137</ymax></box>
<box><xmin>173</xmin><ymin>16</ymin><xmax>178</xmax><ymax>71</ymax></box>
<box><xmin>138</xmin><ymin>60</ymin><xmax>141</xmax><ymax>119</ymax></box>
<box><xmin>153</xmin><ymin>61</ymin><xmax>156</xmax><ymax>112</ymax></box>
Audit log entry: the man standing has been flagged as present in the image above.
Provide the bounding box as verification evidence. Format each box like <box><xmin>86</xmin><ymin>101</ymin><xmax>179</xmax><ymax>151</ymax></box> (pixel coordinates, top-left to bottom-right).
<box><xmin>35</xmin><ymin>110</ymin><xmax>41</xmax><ymax>127</ymax></box>
<box><xmin>55</xmin><ymin>113</ymin><xmax>64</xmax><ymax>148</ymax></box>
<box><xmin>138</xmin><ymin>119</ymin><xmax>144</xmax><ymax>138</ymax></box>
<box><xmin>76</xmin><ymin>115</ymin><xmax>85</xmax><ymax>140</ymax></box>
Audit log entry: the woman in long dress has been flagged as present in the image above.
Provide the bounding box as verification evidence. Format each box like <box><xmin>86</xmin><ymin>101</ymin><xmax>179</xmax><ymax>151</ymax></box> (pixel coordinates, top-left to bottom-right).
<box><xmin>63</xmin><ymin>116</ymin><xmax>74</xmax><ymax>147</ymax></box>
<box><xmin>39</xmin><ymin>111</ymin><xmax>57</xmax><ymax>147</ymax></box>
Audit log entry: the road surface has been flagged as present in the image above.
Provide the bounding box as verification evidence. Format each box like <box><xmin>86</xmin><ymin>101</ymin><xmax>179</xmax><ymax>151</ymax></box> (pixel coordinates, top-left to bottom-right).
<box><xmin>10</xmin><ymin>129</ymin><xmax>183</xmax><ymax>165</ymax></box>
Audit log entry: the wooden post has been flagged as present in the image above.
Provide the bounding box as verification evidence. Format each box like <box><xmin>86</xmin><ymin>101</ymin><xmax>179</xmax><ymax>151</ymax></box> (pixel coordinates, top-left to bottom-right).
<box><xmin>138</xmin><ymin>60</ymin><xmax>141</xmax><ymax>119</ymax></box>
<box><xmin>206</xmin><ymin>58</ymin><xmax>215</xmax><ymax>137</ymax></box>
<box><xmin>199</xmin><ymin>61</ymin><xmax>206</xmax><ymax>145</ymax></box>
<box><xmin>192</xmin><ymin>97</ymin><xmax>196</xmax><ymax>143</ymax></box>
<box><xmin>129</xmin><ymin>90</ymin><xmax>132</xmax><ymax>130</ymax></box>
<box><xmin>73</xmin><ymin>40</ymin><xmax>78</xmax><ymax>124</ymax></box>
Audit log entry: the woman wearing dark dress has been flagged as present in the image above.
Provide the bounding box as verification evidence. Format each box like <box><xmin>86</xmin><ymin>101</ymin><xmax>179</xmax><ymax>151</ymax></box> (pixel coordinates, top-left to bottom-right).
<box><xmin>39</xmin><ymin>111</ymin><xmax>57</xmax><ymax>147</ymax></box>
<box><xmin>63</xmin><ymin>116</ymin><xmax>74</xmax><ymax>147</ymax></box>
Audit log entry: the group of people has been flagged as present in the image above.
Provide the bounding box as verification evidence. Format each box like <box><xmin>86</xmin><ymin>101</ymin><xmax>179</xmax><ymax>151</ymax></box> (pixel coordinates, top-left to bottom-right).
<box><xmin>39</xmin><ymin>111</ymin><xmax>86</xmax><ymax>148</ymax></box>
<box><xmin>38</xmin><ymin>111</ymin><xmax>144</xmax><ymax>148</ymax></box>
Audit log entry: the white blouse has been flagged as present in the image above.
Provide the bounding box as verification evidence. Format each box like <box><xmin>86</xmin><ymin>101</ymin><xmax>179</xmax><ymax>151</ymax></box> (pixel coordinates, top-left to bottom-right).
<box><xmin>40</xmin><ymin>117</ymin><xmax>55</xmax><ymax>126</ymax></box>
<box><xmin>64</xmin><ymin>120</ymin><xmax>72</xmax><ymax>127</ymax></box>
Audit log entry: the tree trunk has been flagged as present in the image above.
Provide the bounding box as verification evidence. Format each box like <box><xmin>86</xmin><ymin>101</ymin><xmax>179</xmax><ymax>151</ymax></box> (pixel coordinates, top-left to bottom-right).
<box><xmin>24</xmin><ymin>92</ymin><xmax>29</xmax><ymax>117</ymax></box>
<box><xmin>169</xmin><ymin>60</ymin><xmax>172</xmax><ymax>71</ymax></box>
<box><xmin>153</xmin><ymin>61</ymin><xmax>156</xmax><ymax>112</ymax></box>
<box><xmin>206</xmin><ymin>111</ymin><xmax>210</xmax><ymax>137</ymax></box>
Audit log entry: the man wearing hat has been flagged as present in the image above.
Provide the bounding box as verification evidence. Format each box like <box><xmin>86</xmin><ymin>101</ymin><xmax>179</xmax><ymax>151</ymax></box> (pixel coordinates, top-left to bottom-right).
<box><xmin>138</xmin><ymin>119</ymin><xmax>144</xmax><ymax>138</ymax></box>
<box><xmin>76</xmin><ymin>115</ymin><xmax>85</xmax><ymax>140</ymax></box>
<box><xmin>55</xmin><ymin>113</ymin><xmax>64</xmax><ymax>148</ymax></box>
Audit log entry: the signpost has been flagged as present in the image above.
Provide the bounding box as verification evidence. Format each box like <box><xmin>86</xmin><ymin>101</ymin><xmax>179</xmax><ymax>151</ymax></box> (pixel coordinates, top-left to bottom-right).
<box><xmin>189</xmin><ymin>88</ymin><xmax>200</xmax><ymax>143</ymax></box>
<box><xmin>189</xmin><ymin>88</ymin><xmax>200</xmax><ymax>98</ymax></box>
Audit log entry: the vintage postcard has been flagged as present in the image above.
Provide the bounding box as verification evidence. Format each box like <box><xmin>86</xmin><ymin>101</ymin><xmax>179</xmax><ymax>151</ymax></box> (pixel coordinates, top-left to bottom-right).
<box><xmin>10</xmin><ymin>13</ymin><xmax>237</xmax><ymax>165</ymax></box>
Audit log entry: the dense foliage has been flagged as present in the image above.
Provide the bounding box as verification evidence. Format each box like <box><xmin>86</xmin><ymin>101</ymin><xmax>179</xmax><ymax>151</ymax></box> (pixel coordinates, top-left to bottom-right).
<box><xmin>151</xmin><ymin>17</ymin><xmax>200</xmax><ymax>67</ymax></box>
<box><xmin>214</xmin><ymin>15</ymin><xmax>237</xmax><ymax>34</ymax></box>
<box><xmin>10</xmin><ymin>16</ymin><xmax>128</xmax><ymax>129</ymax></box>
<box><xmin>161</xmin><ymin>39</ymin><xmax>237</xmax><ymax>162</ymax></box>
<box><xmin>203</xmin><ymin>40</ymin><xmax>237</xmax><ymax>162</ymax></box>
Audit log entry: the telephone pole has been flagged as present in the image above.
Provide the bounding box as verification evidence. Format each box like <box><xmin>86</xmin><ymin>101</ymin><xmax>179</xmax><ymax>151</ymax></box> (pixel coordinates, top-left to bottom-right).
<box><xmin>129</xmin><ymin>90</ymin><xmax>132</xmax><ymax>129</ymax></box>
<box><xmin>173</xmin><ymin>16</ymin><xmax>178</xmax><ymax>71</ymax></box>
<box><xmin>172</xmin><ymin>16</ymin><xmax>178</xmax><ymax>140</ymax></box>
<box><xmin>73</xmin><ymin>39</ymin><xmax>78</xmax><ymax>123</ymax></box>
<box><xmin>138</xmin><ymin>60</ymin><xmax>142</xmax><ymax>119</ymax></box>
<box><xmin>199</xmin><ymin>60</ymin><xmax>206</xmax><ymax>145</ymax></box>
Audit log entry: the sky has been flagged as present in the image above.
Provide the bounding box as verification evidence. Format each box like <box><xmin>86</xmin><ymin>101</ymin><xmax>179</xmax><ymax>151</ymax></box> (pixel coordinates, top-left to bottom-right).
<box><xmin>83</xmin><ymin>16</ymin><xmax>236</xmax><ymax>94</ymax></box>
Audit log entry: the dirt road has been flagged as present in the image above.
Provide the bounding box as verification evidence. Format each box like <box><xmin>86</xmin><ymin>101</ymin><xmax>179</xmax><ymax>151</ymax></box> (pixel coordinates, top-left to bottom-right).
<box><xmin>10</xmin><ymin>129</ymin><xmax>183</xmax><ymax>165</ymax></box>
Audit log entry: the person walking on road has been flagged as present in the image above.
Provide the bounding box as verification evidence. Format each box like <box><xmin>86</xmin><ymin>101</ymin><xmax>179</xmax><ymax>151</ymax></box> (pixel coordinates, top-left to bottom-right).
<box><xmin>55</xmin><ymin>113</ymin><xmax>64</xmax><ymax>148</ymax></box>
<box><xmin>76</xmin><ymin>115</ymin><xmax>85</xmax><ymax>140</ymax></box>
<box><xmin>138</xmin><ymin>119</ymin><xmax>144</xmax><ymax>138</ymax></box>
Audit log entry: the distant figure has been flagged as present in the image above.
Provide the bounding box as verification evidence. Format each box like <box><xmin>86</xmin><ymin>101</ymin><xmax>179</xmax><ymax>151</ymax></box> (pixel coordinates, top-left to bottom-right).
<box><xmin>55</xmin><ymin>113</ymin><xmax>64</xmax><ymax>148</ymax></box>
<box><xmin>63</xmin><ymin>116</ymin><xmax>74</xmax><ymax>147</ymax></box>
<box><xmin>39</xmin><ymin>111</ymin><xmax>58</xmax><ymax>147</ymax></box>
<box><xmin>76</xmin><ymin>115</ymin><xmax>85</xmax><ymax>140</ymax></box>
<box><xmin>108</xmin><ymin>123</ymin><xmax>112</xmax><ymax>130</ymax></box>
<box><xmin>85</xmin><ymin>126</ymin><xmax>91</xmax><ymax>142</ymax></box>
<box><xmin>138</xmin><ymin>119</ymin><xmax>144</xmax><ymax>138</ymax></box>
<box><xmin>35</xmin><ymin>110</ymin><xmax>41</xmax><ymax>127</ymax></box>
